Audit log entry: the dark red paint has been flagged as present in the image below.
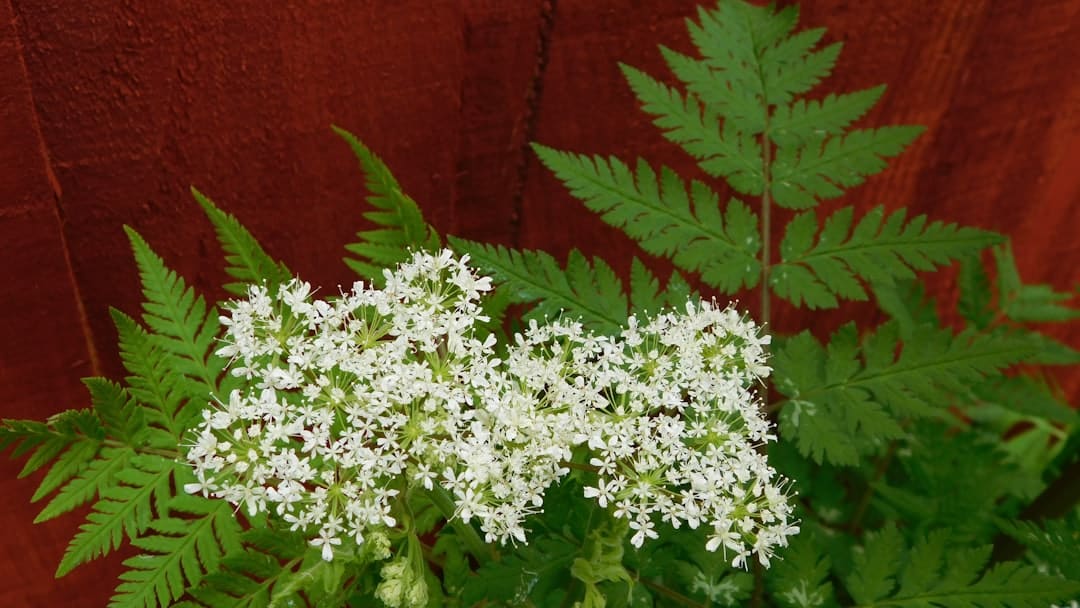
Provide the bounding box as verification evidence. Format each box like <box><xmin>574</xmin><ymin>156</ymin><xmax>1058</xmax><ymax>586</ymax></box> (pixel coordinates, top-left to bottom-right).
<box><xmin>2</xmin><ymin>0</ymin><xmax>1078</xmax><ymax>604</ymax></box>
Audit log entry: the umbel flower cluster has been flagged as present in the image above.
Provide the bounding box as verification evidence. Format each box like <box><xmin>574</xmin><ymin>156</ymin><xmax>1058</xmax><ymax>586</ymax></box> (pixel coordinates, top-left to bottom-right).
<box><xmin>184</xmin><ymin>249</ymin><xmax>797</xmax><ymax>568</ymax></box>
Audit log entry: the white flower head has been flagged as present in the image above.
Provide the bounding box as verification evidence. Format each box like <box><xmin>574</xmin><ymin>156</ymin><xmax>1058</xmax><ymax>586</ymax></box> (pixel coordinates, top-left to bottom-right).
<box><xmin>184</xmin><ymin>250</ymin><xmax>796</xmax><ymax>567</ymax></box>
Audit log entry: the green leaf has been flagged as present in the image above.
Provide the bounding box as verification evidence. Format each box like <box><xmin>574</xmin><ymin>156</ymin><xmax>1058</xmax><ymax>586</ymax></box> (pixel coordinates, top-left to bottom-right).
<box><xmin>461</xmin><ymin>536</ymin><xmax>577</xmax><ymax>607</ymax></box>
<box><xmin>999</xmin><ymin>513</ymin><xmax>1080</xmax><ymax>581</ymax></box>
<box><xmin>334</xmin><ymin>126</ymin><xmax>440</xmax><ymax>285</ymax></box>
<box><xmin>957</xmin><ymin>255</ymin><xmax>994</xmax><ymax>329</ymax></box>
<box><xmin>775</xmin><ymin>328</ymin><xmax>902</xmax><ymax>465</ymax></box>
<box><xmin>846</xmin><ymin>524</ymin><xmax>905</xmax><ymax>606</ymax></box>
<box><xmin>772</xmin><ymin>126</ymin><xmax>924</xmax><ymax>209</ymax></box>
<box><xmin>972</xmin><ymin>375</ymin><xmax>1078</xmax><ymax>425</ymax></box>
<box><xmin>659</xmin><ymin>44</ymin><xmax>764</xmax><ymax>134</ymax></box>
<box><xmin>36</xmin><ymin>447</ymin><xmax>133</xmax><ymax>523</ymax></box>
<box><xmin>192</xmin><ymin>187</ymin><xmax>291</xmax><ymax>296</ymax></box>
<box><xmin>448</xmin><ymin>238</ymin><xmax>628</xmax><ymax>335</ymax></box>
<box><xmin>57</xmin><ymin>454</ymin><xmax>176</xmax><ymax>577</ymax></box>
<box><xmin>125</xmin><ymin>226</ymin><xmax>222</xmax><ymax>398</ymax></box>
<box><xmin>83</xmin><ymin>378</ymin><xmax>146</xmax><ymax>446</ymax></box>
<box><xmin>773</xmin><ymin>206</ymin><xmax>1001</xmax><ymax>308</ymax></box>
<box><xmin>875</xmin><ymin>423</ymin><xmax>1037</xmax><ymax>537</ymax></box>
<box><xmin>774</xmin><ymin>322</ymin><xmax>1034</xmax><ymax>465</ymax></box>
<box><xmin>761</xmin><ymin>32</ymin><xmax>841</xmax><ymax>105</ymax></box>
<box><xmin>533</xmin><ymin>146</ymin><xmax>761</xmax><ymax>293</ymax></box>
<box><xmin>111</xmin><ymin>309</ymin><xmax>192</xmax><ymax>439</ymax></box>
<box><xmin>28</xmin><ymin>433</ymin><xmax>101</xmax><ymax>504</ymax></box>
<box><xmin>109</xmin><ymin>494</ymin><xmax>243</xmax><ymax>608</ymax></box>
<box><xmin>994</xmin><ymin>243</ymin><xmax>1080</xmax><ymax>323</ymax></box>
<box><xmin>181</xmin><ymin>528</ymin><xmax>307</xmax><ymax>608</ymax></box>
<box><xmin>619</xmin><ymin>63</ymin><xmax>764</xmax><ymax>194</ymax></box>
<box><xmin>768</xmin><ymin>532</ymin><xmax>835</xmax><ymax>608</ymax></box>
<box><xmin>872</xmin><ymin>280</ymin><xmax>939</xmax><ymax>340</ymax></box>
<box><xmin>844</xmin><ymin>526</ymin><xmax>1080</xmax><ymax>607</ymax></box>
<box><xmin>1</xmin><ymin>410</ymin><xmax>104</xmax><ymax>487</ymax></box>
<box><xmin>771</xmin><ymin>86</ymin><xmax>886</xmax><ymax>145</ymax></box>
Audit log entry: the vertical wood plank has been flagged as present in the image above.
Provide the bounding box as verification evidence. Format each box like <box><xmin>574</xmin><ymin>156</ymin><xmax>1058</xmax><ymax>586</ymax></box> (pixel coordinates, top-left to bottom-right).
<box><xmin>0</xmin><ymin>0</ymin><xmax>119</xmax><ymax>603</ymax></box>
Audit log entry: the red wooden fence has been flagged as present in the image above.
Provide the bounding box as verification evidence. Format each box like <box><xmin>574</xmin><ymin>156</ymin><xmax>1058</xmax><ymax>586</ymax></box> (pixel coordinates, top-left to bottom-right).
<box><xmin>2</xmin><ymin>0</ymin><xmax>1078</xmax><ymax>604</ymax></box>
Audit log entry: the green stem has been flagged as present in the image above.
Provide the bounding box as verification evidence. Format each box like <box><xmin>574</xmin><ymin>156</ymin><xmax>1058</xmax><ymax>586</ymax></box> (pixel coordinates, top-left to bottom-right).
<box><xmin>427</xmin><ymin>485</ymin><xmax>496</xmax><ymax>565</ymax></box>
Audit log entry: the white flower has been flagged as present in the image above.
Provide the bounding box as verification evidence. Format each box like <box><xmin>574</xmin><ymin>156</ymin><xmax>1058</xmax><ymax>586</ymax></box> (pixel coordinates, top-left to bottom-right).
<box><xmin>184</xmin><ymin>250</ymin><xmax>796</xmax><ymax>567</ymax></box>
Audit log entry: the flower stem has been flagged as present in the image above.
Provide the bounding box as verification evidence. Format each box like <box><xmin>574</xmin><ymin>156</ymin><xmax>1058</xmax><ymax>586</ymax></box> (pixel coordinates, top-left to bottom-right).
<box><xmin>427</xmin><ymin>485</ymin><xmax>496</xmax><ymax>565</ymax></box>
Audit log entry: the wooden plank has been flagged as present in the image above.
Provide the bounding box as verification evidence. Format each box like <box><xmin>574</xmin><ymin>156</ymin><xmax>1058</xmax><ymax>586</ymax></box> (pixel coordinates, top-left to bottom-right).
<box><xmin>13</xmin><ymin>0</ymin><xmax>470</xmax><ymax>382</ymax></box>
<box><xmin>0</xmin><ymin>0</ymin><xmax>116</xmax><ymax>603</ymax></box>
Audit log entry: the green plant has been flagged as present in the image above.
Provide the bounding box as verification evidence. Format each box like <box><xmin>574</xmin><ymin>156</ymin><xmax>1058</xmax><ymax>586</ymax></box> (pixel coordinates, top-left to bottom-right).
<box><xmin>4</xmin><ymin>1</ymin><xmax>1080</xmax><ymax>607</ymax></box>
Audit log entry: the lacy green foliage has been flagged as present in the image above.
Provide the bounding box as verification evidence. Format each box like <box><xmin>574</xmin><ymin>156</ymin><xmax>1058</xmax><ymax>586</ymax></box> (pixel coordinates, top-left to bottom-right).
<box><xmin>626</xmin><ymin>1</ymin><xmax>923</xmax><ymax>208</ymax></box>
<box><xmin>335</xmin><ymin>126</ymin><xmax>441</xmax><ymax>286</ymax></box>
<box><xmin>179</xmin><ymin>529</ymin><xmax>308</xmax><ymax>608</ymax></box>
<box><xmin>768</xmin><ymin>534</ymin><xmax>834</xmax><ymax>608</ymax></box>
<box><xmin>999</xmin><ymin>513</ymin><xmax>1080</xmax><ymax>582</ymax></box>
<box><xmin>1</xmin><ymin>410</ymin><xmax>105</xmax><ymax>519</ymax></box>
<box><xmin>774</xmin><ymin>206</ymin><xmax>1000</xmax><ymax>308</ymax></box>
<box><xmin>958</xmin><ymin>244</ymin><xmax>1080</xmax><ymax>365</ymax></box>
<box><xmin>57</xmin><ymin>454</ymin><xmax>176</xmax><ymax>577</ymax></box>
<box><xmin>873</xmin><ymin>423</ymin><xmax>1037</xmax><ymax>538</ymax></box>
<box><xmin>193</xmin><ymin>188</ymin><xmax>291</xmax><ymax>297</ymax></box>
<box><xmin>125</xmin><ymin>227</ymin><xmax>223</xmax><ymax>396</ymax></box>
<box><xmin>772</xmin><ymin>322</ymin><xmax>1034</xmax><ymax>465</ymax></box>
<box><xmin>844</xmin><ymin>526</ymin><xmax>1080</xmax><ymax>607</ymax></box>
<box><xmin>448</xmin><ymin>237</ymin><xmax>693</xmax><ymax>333</ymax></box>
<box><xmin>111</xmin><ymin>495</ymin><xmax>243</xmax><ymax>608</ymax></box>
<box><xmin>533</xmin><ymin>145</ymin><xmax>760</xmax><ymax>293</ymax></box>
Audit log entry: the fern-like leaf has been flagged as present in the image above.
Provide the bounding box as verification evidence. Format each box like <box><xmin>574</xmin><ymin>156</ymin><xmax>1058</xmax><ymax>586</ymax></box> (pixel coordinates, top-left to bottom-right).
<box><xmin>957</xmin><ymin>254</ymin><xmax>995</xmax><ymax>329</ymax></box>
<box><xmin>533</xmin><ymin>146</ymin><xmax>760</xmax><ymax>293</ymax></box>
<box><xmin>448</xmin><ymin>239</ymin><xmax>628</xmax><ymax>335</ymax></box>
<box><xmin>774</xmin><ymin>322</ymin><xmax>1035</xmax><ymax>465</ymax></box>
<box><xmin>768</xmin><ymin>533</ymin><xmax>835</xmax><ymax>608</ymax></box>
<box><xmin>192</xmin><ymin>188</ymin><xmax>291</xmax><ymax>296</ymax></box>
<box><xmin>1</xmin><ymin>410</ymin><xmax>103</xmax><ymax>472</ymax></box>
<box><xmin>874</xmin><ymin>423</ymin><xmax>1037</xmax><ymax>537</ymax></box>
<box><xmin>994</xmin><ymin>243</ymin><xmax>1080</xmax><ymax>323</ymax></box>
<box><xmin>110</xmin><ymin>493</ymin><xmax>242</xmax><ymax>608</ymax></box>
<box><xmin>334</xmin><ymin>126</ymin><xmax>440</xmax><ymax>285</ymax></box>
<box><xmin>36</xmin><ymin>446</ymin><xmax>132</xmax><ymax>523</ymax></box>
<box><xmin>112</xmin><ymin>308</ymin><xmax>193</xmax><ymax>439</ymax></box>
<box><xmin>774</xmin><ymin>326</ymin><xmax>902</xmax><ymax>466</ymax></box>
<box><xmin>183</xmin><ymin>528</ymin><xmax>307</xmax><ymax>608</ymax></box>
<box><xmin>844</xmin><ymin>526</ymin><xmax>1080</xmax><ymax>607</ymax></box>
<box><xmin>83</xmin><ymin>378</ymin><xmax>147</xmax><ymax>446</ymax></box>
<box><xmin>999</xmin><ymin>513</ymin><xmax>1080</xmax><ymax>582</ymax></box>
<box><xmin>57</xmin><ymin>454</ymin><xmax>176</xmax><ymax>577</ymax></box>
<box><xmin>773</xmin><ymin>205</ymin><xmax>1001</xmax><ymax>308</ymax></box>
<box><xmin>619</xmin><ymin>63</ymin><xmax>764</xmax><ymax>194</ymax></box>
<box><xmin>771</xmin><ymin>126</ymin><xmax>923</xmax><ymax>209</ymax></box>
<box><xmin>125</xmin><ymin>227</ymin><xmax>221</xmax><ymax>398</ymax></box>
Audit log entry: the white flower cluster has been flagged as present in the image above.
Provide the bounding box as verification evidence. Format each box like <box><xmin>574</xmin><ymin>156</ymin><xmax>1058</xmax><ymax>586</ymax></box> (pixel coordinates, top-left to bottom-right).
<box><xmin>184</xmin><ymin>249</ymin><xmax>797</xmax><ymax>568</ymax></box>
<box><xmin>516</xmin><ymin>307</ymin><xmax>797</xmax><ymax>568</ymax></box>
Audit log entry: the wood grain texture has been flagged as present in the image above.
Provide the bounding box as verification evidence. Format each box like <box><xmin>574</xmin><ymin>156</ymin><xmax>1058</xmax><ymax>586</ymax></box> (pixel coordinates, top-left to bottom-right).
<box><xmin>0</xmin><ymin>0</ymin><xmax>120</xmax><ymax>603</ymax></box>
<box><xmin>2</xmin><ymin>0</ymin><xmax>1078</xmax><ymax>604</ymax></box>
